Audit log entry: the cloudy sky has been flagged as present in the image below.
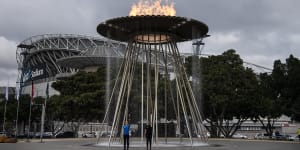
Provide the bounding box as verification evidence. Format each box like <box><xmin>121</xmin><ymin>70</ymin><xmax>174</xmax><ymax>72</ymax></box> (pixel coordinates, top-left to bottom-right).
<box><xmin>0</xmin><ymin>0</ymin><xmax>299</xmax><ymax>86</ymax></box>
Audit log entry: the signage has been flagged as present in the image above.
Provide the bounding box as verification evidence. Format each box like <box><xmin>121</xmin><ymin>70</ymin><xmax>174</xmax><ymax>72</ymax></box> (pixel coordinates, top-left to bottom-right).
<box><xmin>22</xmin><ymin>64</ymin><xmax>47</xmax><ymax>83</ymax></box>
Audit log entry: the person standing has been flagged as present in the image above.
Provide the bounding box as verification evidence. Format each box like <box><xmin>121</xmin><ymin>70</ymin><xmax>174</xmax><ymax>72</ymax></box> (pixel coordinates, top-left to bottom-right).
<box><xmin>145</xmin><ymin>124</ymin><xmax>153</xmax><ymax>150</ymax></box>
<box><xmin>123</xmin><ymin>120</ymin><xmax>130</xmax><ymax>150</ymax></box>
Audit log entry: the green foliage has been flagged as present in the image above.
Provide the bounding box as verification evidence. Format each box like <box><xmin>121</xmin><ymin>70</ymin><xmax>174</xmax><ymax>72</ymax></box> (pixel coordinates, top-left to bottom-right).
<box><xmin>49</xmin><ymin>67</ymin><xmax>108</xmax><ymax>123</ymax></box>
<box><xmin>272</xmin><ymin>55</ymin><xmax>300</xmax><ymax>121</ymax></box>
<box><xmin>252</xmin><ymin>56</ymin><xmax>300</xmax><ymax>135</ymax></box>
<box><xmin>186</xmin><ymin>49</ymin><xmax>260</xmax><ymax>138</ymax></box>
<box><xmin>0</xmin><ymin>94</ymin><xmax>47</xmax><ymax>135</ymax></box>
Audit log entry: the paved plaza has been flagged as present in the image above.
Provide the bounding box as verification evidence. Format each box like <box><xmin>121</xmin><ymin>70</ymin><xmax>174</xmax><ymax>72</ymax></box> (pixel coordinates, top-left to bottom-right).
<box><xmin>0</xmin><ymin>138</ymin><xmax>299</xmax><ymax>150</ymax></box>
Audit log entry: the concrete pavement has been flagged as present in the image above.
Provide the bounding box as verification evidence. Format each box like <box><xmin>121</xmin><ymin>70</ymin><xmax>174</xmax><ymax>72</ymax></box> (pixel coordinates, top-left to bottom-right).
<box><xmin>0</xmin><ymin>138</ymin><xmax>299</xmax><ymax>150</ymax></box>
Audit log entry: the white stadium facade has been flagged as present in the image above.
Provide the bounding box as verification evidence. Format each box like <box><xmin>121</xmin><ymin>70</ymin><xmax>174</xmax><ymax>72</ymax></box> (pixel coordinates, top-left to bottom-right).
<box><xmin>16</xmin><ymin>34</ymin><xmax>126</xmax><ymax>97</ymax></box>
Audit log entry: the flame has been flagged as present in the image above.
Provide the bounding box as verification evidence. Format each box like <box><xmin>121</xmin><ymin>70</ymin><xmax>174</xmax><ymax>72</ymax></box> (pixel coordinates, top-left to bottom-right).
<box><xmin>129</xmin><ymin>0</ymin><xmax>176</xmax><ymax>16</ymax></box>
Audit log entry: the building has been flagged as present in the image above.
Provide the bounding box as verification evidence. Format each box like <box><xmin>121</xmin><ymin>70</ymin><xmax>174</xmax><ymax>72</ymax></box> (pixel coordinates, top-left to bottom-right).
<box><xmin>16</xmin><ymin>34</ymin><xmax>126</xmax><ymax>98</ymax></box>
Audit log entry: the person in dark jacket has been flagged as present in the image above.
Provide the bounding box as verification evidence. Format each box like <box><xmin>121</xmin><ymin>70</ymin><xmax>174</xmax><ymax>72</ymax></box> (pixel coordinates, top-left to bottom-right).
<box><xmin>145</xmin><ymin>124</ymin><xmax>153</xmax><ymax>150</ymax></box>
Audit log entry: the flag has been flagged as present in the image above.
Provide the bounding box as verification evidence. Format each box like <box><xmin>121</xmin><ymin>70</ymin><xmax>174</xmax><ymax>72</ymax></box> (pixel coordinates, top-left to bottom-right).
<box><xmin>5</xmin><ymin>81</ymin><xmax>9</xmax><ymax>101</ymax></box>
<box><xmin>31</xmin><ymin>80</ymin><xmax>34</xmax><ymax>104</ymax></box>
<box><xmin>16</xmin><ymin>86</ymin><xmax>20</xmax><ymax>101</ymax></box>
<box><xmin>45</xmin><ymin>82</ymin><xmax>49</xmax><ymax>99</ymax></box>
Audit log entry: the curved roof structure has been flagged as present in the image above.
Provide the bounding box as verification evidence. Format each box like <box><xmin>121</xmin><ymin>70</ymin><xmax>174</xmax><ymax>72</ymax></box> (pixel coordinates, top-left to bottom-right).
<box><xmin>16</xmin><ymin>34</ymin><xmax>126</xmax><ymax>84</ymax></box>
<box><xmin>56</xmin><ymin>56</ymin><xmax>123</xmax><ymax>69</ymax></box>
<box><xmin>97</xmin><ymin>15</ymin><xmax>209</xmax><ymax>42</ymax></box>
<box><xmin>56</xmin><ymin>38</ymin><xmax>126</xmax><ymax>69</ymax></box>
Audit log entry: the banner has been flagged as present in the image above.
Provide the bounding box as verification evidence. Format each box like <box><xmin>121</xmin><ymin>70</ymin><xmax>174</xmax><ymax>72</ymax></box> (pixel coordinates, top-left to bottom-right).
<box><xmin>22</xmin><ymin>64</ymin><xmax>47</xmax><ymax>83</ymax></box>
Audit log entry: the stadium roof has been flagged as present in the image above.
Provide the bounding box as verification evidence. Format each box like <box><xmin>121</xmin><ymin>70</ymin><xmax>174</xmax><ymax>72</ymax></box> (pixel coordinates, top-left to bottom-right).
<box><xmin>56</xmin><ymin>56</ymin><xmax>123</xmax><ymax>69</ymax></box>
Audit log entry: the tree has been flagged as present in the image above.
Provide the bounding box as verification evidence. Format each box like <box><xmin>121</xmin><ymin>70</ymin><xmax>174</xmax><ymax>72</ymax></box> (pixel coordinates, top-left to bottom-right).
<box><xmin>49</xmin><ymin>67</ymin><xmax>108</xmax><ymax>136</ymax></box>
<box><xmin>196</xmin><ymin>49</ymin><xmax>259</xmax><ymax>138</ymax></box>
<box><xmin>283</xmin><ymin>55</ymin><xmax>300</xmax><ymax>121</ymax></box>
<box><xmin>254</xmin><ymin>55</ymin><xmax>300</xmax><ymax>135</ymax></box>
<box><xmin>254</xmin><ymin>72</ymin><xmax>282</xmax><ymax>136</ymax></box>
<box><xmin>0</xmin><ymin>93</ymin><xmax>47</xmax><ymax>136</ymax></box>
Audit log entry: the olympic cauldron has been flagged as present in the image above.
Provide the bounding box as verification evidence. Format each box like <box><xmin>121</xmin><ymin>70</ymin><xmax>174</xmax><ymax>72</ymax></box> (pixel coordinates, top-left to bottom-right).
<box><xmin>97</xmin><ymin>15</ymin><xmax>209</xmax><ymax>146</ymax></box>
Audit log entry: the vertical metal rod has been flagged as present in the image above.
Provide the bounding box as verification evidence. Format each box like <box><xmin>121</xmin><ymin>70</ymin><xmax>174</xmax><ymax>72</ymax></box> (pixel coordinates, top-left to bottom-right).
<box><xmin>173</xmin><ymin>42</ymin><xmax>208</xmax><ymax>141</ymax></box>
<box><xmin>156</xmin><ymin>53</ymin><xmax>158</xmax><ymax>143</ymax></box>
<box><xmin>171</xmin><ymin>41</ymin><xmax>193</xmax><ymax>144</ymax></box>
<box><xmin>97</xmin><ymin>41</ymin><xmax>129</xmax><ymax>144</ymax></box>
<box><xmin>2</xmin><ymin>100</ymin><xmax>7</xmax><ymax>134</ymax></box>
<box><xmin>15</xmin><ymin>98</ymin><xmax>20</xmax><ymax>138</ymax></box>
<box><xmin>108</xmin><ymin>44</ymin><xmax>132</xmax><ymax>145</ymax></box>
<box><xmin>115</xmin><ymin>41</ymin><xmax>136</xmax><ymax>141</ymax></box>
<box><xmin>27</xmin><ymin>100</ymin><xmax>32</xmax><ymax>141</ymax></box>
<box><xmin>162</xmin><ymin>34</ymin><xmax>168</xmax><ymax>144</ymax></box>
<box><xmin>98</xmin><ymin>41</ymin><xmax>132</xmax><ymax>144</ymax></box>
<box><xmin>165</xmin><ymin>41</ymin><xmax>181</xmax><ymax>139</ymax></box>
<box><xmin>146</xmin><ymin>42</ymin><xmax>149</xmax><ymax>124</ymax></box>
<box><xmin>3</xmin><ymin>80</ymin><xmax>9</xmax><ymax>134</ymax></box>
<box><xmin>15</xmin><ymin>80</ymin><xmax>23</xmax><ymax>138</ymax></box>
<box><xmin>154</xmin><ymin>33</ymin><xmax>158</xmax><ymax>144</ymax></box>
<box><xmin>166</xmin><ymin>42</ymin><xmax>181</xmax><ymax>139</ymax></box>
<box><xmin>110</xmin><ymin>40</ymin><xmax>139</xmax><ymax>144</ymax></box>
<box><xmin>141</xmin><ymin>42</ymin><xmax>144</xmax><ymax>142</ymax></box>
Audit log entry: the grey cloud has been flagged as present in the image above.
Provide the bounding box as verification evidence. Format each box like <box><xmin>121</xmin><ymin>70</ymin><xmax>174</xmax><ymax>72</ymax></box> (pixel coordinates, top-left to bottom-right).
<box><xmin>0</xmin><ymin>0</ymin><xmax>299</xmax><ymax>86</ymax></box>
<box><xmin>0</xmin><ymin>68</ymin><xmax>18</xmax><ymax>86</ymax></box>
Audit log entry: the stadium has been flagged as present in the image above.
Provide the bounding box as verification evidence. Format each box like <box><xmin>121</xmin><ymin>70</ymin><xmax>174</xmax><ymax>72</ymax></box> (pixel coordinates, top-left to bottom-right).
<box><xmin>15</xmin><ymin>34</ymin><xmax>272</xmax><ymax>98</ymax></box>
<box><xmin>16</xmin><ymin>34</ymin><xmax>126</xmax><ymax>97</ymax></box>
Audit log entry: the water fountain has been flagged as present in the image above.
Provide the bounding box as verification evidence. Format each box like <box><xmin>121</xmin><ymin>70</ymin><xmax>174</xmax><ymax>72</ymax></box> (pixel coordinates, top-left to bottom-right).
<box><xmin>96</xmin><ymin>0</ymin><xmax>209</xmax><ymax>147</ymax></box>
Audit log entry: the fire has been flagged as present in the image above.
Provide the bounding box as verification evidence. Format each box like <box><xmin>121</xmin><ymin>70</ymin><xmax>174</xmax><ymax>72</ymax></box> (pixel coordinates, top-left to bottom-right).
<box><xmin>129</xmin><ymin>0</ymin><xmax>176</xmax><ymax>16</ymax></box>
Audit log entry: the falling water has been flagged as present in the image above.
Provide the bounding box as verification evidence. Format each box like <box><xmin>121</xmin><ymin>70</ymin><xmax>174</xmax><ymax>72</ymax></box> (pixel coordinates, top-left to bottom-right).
<box><xmin>105</xmin><ymin>46</ymin><xmax>111</xmax><ymax>120</ymax></box>
<box><xmin>192</xmin><ymin>39</ymin><xmax>204</xmax><ymax>118</ymax></box>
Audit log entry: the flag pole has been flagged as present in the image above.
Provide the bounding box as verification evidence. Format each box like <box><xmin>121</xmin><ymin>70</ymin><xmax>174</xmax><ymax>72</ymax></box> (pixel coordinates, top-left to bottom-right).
<box><xmin>2</xmin><ymin>100</ymin><xmax>8</xmax><ymax>134</ymax></box>
<box><xmin>15</xmin><ymin>98</ymin><xmax>20</xmax><ymax>137</ymax></box>
<box><xmin>27</xmin><ymin>79</ymin><xmax>34</xmax><ymax>141</ymax></box>
<box><xmin>27</xmin><ymin>99</ymin><xmax>32</xmax><ymax>141</ymax></box>
<box><xmin>3</xmin><ymin>81</ymin><xmax>9</xmax><ymax>134</ymax></box>
<box><xmin>15</xmin><ymin>84</ymin><xmax>20</xmax><ymax>138</ymax></box>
